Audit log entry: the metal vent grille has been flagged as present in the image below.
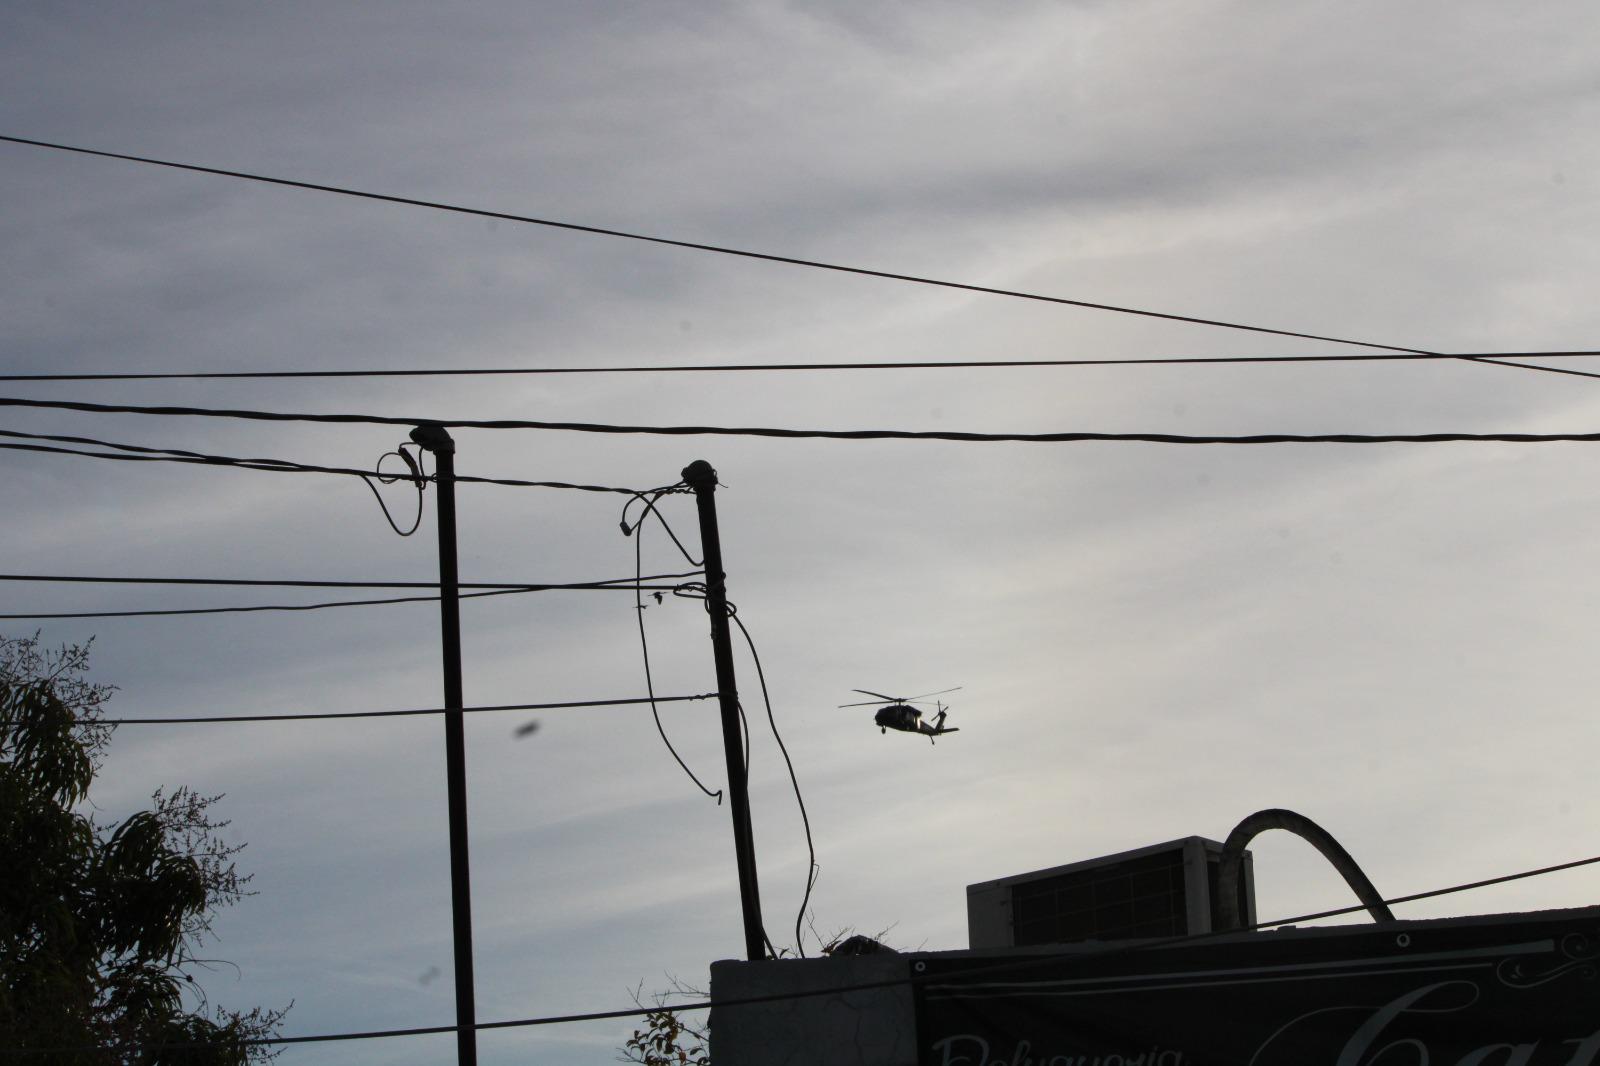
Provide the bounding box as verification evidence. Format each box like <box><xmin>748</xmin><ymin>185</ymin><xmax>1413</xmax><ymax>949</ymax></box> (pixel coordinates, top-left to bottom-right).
<box><xmin>1010</xmin><ymin>848</ymin><xmax>1189</xmax><ymax>944</ymax></box>
<box><xmin>968</xmin><ymin>837</ymin><xmax>1256</xmax><ymax>948</ymax></box>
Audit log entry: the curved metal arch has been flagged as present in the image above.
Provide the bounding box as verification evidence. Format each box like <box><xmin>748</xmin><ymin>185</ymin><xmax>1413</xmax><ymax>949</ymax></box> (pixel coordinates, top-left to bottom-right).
<box><xmin>1216</xmin><ymin>808</ymin><xmax>1394</xmax><ymax>931</ymax></box>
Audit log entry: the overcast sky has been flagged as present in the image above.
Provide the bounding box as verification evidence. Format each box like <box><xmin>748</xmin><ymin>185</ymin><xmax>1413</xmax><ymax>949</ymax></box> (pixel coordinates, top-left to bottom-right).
<box><xmin>5</xmin><ymin>2</ymin><xmax>1600</xmax><ymax>1062</ymax></box>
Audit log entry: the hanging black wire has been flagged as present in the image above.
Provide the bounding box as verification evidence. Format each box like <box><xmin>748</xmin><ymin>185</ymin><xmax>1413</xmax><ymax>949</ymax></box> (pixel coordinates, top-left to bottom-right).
<box><xmin>4</xmin><ymin>348</ymin><xmax>1600</xmax><ymax>383</ymax></box>
<box><xmin>0</xmin><ymin>573</ymin><xmax>699</xmax><ymax>590</ymax></box>
<box><xmin>731</xmin><ymin>612</ymin><xmax>818</xmax><ymax>959</ymax></box>
<box><xmin>4</xmin><ymin>125</ymin><xmax>1594</xmax><ymax>387</ymax></box>
<box><xmin>14</xmin><ymin>396</ymin><xmax>1600</xmax><ymax>445</ymax></box>
<box><xmin>0</xmin><ymin>585</ymin><xmax>540</xmax><ymax>620</ymax></box>
<box><xmin>12</xmin><ymin>848</ymin><xmax>1599</xmax><ymax>1054</ymax></box>
<box><xmin>95</xmin><ymin>693</ymin><xmax>716</xmax><ymax>725</ymax></box>
<box><xmin>621</xmin><ymin>488</ymin><xmax>703</xmax><ymax>567</ymax></box>
<box><xmin>360</xmin><ymin>440</ymin><xmax>426</xmax><ymax>536</ymax></box>
<box><xmin>0</xmin><ymin>428</ymin><xmax>643</xmax><ymax>492</ymax></box>
<box><xmin>0</xmin><ymin>575</ymin><xmax>696</xmax><ymax>622</ymax></box>
<box><xmin>666</xmin><ymin>577</ymin><xmax>808</xmax><ymax>957</ymax></box>
<box><xmin>624</xmin><ymin>494</ymin><xmax>757</xmax><ymax>804</ymax></box>
<box><xmin>0</xmin><ymin>132</ymin><xmax>1426</xmax><ymax>355</ymax></box>
<box><xmin>623</xmin><ymin>486</ymin><xmax>722</xmax><ymax>804</ymax></box>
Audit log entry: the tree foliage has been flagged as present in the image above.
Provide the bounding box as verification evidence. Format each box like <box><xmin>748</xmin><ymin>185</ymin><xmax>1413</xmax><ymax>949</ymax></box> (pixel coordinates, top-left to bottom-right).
<box><xmin>0</xmin><ymin>634</ymin><xmax>285</xmax><ymax>1064</ymax></box>
<box><xmin>617</xmin><ymin>927</ymin><xmax>903</xmax><ymax>1064</ymax></box>
<box><xmin>619</xmin><ymin>980</ymin><xmax>708</xmax><ymax>1066</ymax></box>
<box><xmin>621</xmin><ymin>1008</ymin><xmax>708</xmax><ymax>1066</ymax></box>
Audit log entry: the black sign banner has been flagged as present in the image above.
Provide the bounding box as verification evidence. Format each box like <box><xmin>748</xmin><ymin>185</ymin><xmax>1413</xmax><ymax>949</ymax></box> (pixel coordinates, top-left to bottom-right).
<box><xmin>914</xmin><ymin>908</ymin><xmax>1600</xmax><ymax>1066</ymax></box>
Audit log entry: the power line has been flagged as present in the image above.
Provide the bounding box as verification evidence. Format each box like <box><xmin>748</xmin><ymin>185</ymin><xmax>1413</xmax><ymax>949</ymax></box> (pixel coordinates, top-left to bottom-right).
<box><xmin>14</xmin><ymin>849</ymin><xmax>1594</xmax><ymax>1053</ymax></box>
<box><xmin>730</xmin><ymin>610</ymin><xmax>817</xmax><ymax>958</ymax></box>
<box><xmin>625</xmin><ymin>486</ymin><xmax>724</xmax><ymax>805</ymax></box>
<box><xmin>4</xmin><ymin>136</ymin><xmax>1588</xmax><ymax>390</ymax></box>
<box><xmin>256</xmin><ymin>847</ymin><xmax>1600</xmax><ymax>1041</ymax></box>
<box><xmin>0</xmin><ymin>133</ymin><xmax>1428</xmax><ymax>355</ymax></box>
<box><xmin>0</xmin><ymin>583</ymin><xmax>702</xmax><ymax>621</ymax></box>
<box><xmin>0</xmin><ymin>572</ymin><xmax>700</xmax><ymax>591</ymax></box>
<box><xmin>1471</xmin><ymin>358</ymin><xmax>1600</xmax><ymax>382</ymax></box>
<box><xmin>4</xmin><ymin>394</ymin><xmax>1600</xmax><ymax>445</ymax></box>
<box><xmin>0</xmin><ymin>429</ymin><xmax>644</xmax><ymax>493</ymax></box>
<box><xmin>4</xmin><ymin>349</ymin><xmax>1600</xmax><ymax>382</ymax></box>
<box><xmin>96</xmin><ymin>693</ymin><xmax>715</xmax><ymax>725</ymax></box>
<box><xmin>0</xmin><ymin>429</ymin><xmax>395</xmax><ymax>476</ymax></box>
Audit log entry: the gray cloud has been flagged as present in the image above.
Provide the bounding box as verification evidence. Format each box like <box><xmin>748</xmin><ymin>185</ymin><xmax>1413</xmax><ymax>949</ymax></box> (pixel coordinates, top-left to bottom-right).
<box><xmin>6</xmin><ymin>3</ymin><xmax>1600</xmax><ymax>1063</ymax></box>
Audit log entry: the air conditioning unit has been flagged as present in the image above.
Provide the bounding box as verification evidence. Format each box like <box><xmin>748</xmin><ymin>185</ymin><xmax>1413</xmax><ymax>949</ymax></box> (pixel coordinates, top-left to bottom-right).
<box><xmin>967</xmin><ymin>836</ymin><xmax>1255</xmax><ymax>949</ymax></box>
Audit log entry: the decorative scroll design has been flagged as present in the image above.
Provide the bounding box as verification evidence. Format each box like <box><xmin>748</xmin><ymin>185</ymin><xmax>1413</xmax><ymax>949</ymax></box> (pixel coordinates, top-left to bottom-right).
<box><xmin>1498</xmin><ymin>931</ymin><xmax>1600</xmax><ymax>988</ymax></box>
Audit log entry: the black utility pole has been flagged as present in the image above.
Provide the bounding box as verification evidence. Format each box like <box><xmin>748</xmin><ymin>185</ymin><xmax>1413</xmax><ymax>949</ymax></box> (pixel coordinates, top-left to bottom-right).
<box><xmin>410</xmin><ymin>424</ymin><xmax>478</xmax><ymax>1066</ymax></box>
<box><xmin>682</xmin><ymin>460</ymin><xmax>767</xmax><ymax>962</ymax></box>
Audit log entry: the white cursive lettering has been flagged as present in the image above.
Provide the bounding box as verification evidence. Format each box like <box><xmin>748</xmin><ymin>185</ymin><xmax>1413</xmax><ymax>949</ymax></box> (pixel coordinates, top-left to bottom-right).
<box><xmin>1563</xmin><ymin>1031</ymin><xmax>1600</xmax><ymax>1066</ymax></box>
<box><xmin>1336</xmin><ymin>981</ymin><xmax>1481</xmax><ymax>1066</ymax></box>
<box><xmin>933</xmin><ymin>1034</ymin><xmax>990</xmax><ymax>1066</ymax></box>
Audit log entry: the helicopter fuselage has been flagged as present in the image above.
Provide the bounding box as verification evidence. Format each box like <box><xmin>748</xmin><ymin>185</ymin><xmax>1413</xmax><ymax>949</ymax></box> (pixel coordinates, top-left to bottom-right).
<box><xmin>874</xmin><ymin>703</ymin><xmax>922</xmax><ymax>732</ymax></box>
<box><xmin>875</xmin><ymin>703</ymin><xmax>957</xmax><ymax>739</ymax></box>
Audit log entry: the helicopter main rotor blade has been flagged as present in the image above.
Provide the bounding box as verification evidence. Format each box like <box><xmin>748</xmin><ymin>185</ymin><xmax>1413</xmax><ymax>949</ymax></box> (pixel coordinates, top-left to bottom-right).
<box><xmin>850</xmin><ymin>689</ymin><xmax>900</xmax><ymax>703</ymax></box>
<box><xmin>901</xmin><ymin>687</ymin><xmax>962</xmax><ymax>702</ymax></box>
<box><xmin>838</xmin><ymin>699</ymin><xmax>894</xmax><ymax>708</ymax></box>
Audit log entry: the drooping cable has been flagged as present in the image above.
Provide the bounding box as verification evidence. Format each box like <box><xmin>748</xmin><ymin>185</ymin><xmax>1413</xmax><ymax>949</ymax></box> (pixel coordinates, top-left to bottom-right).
<box><xmin>9</xmin><ymin>395</ymin><xmax>1600</xmax><ymax>445</ymax></box>
<box><xmin>4</xmin><ymin>139</ymin><xmax>1594</xmax><ymax>387</ymax></box>
<box><xmin>14</xmin><ymin>850</ymin><xmax>1599</xmax><ymax>1053</ymax></box>
<box><xmin>0</xmin><ymin>572</ymin><xmax>700</xmax><ymax>590</ymax></box>
<box><xmin>0</xmin><ymin>427</ymin><xmax>417</xmax><ymax>479</ymax></box>
<box><xmin>0</xmin><ymin>428</ymin><xmax>642</xmax><ymax>492</ymax></box>
<box><xmin>4</xmin><ymin>348</ymin><xmax>1600</xmax><ymax>382</ymax></box>
<box><xmin>0</xmin><ymin>585</ymin><xmax>539</xmax><ymax>620</ymax></box>
<box><xmin>737</xmin><ymin>700</ymin><xmax>751</xmax><ymax>811</ymax></box>
<box><xmin>731</xmin><ymin>611</ymin><xmax>818</xmax><ymax>959</ymax></box>
<box><xmin>94</xmin><ymin>693</ymin><xmax>715</xmax><ymax>725</ymax></box>
<box><xmin>0</xmin><ymin>132</ymin><xmax>1426</xmax><ymax>354</ymax></box>
<box><xmin>666</xmin><ymin>579</ymin><xmax>777</xmax><ymax>956</ymax></box>
<box><xmin>733</xmin><ymin>694</ymin><xmax>769</xmax><ymax>962</ymax></box>
<box><xmin>624</xmin><ymin>490</ymin><xmax>776</xmax><ymax>953</ymax></box>
<box><xmin>623</xmin><ymin>487</ymin><xmax>722</xmax><ymax>804</ymax></box>
<box><xmin>360</xmin><ymin>440</ymin><xmax>426</xmax><ymax>536</ymax></box>
<box><xmin>625</xmin><ymin>506</ymin><xmax>745</xmax><ymax>807</ymax></box>
<box><xmin>0</xmin><ymin>582</ymin><xmax>705</xmax><ymax>621</ymax></box>
<box><xmin>621</xmin><ymin>488</ymin><xmax>703</xmax><ymax>568</ymax></box>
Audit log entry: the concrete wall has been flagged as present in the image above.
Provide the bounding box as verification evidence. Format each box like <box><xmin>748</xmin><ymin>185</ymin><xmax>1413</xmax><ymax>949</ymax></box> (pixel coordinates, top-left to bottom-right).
<box><xmin>709</xmin><ymin>954</ymin><xmax>916</xmax><ymax>1066</ymax></box>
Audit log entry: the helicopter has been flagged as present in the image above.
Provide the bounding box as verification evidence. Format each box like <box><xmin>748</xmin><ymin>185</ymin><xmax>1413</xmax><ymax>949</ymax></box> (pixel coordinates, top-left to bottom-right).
<box><xmin>839</xmin><ymin>688</ymin><xmax>962</xmax><ymax>743</ymax></box>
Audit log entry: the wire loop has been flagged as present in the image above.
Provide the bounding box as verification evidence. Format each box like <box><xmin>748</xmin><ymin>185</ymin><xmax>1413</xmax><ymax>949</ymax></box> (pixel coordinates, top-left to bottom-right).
<box><xmin>362</xmin><ymin>440</ymin><xmax>426</xmax><ymax>536</ymax></box>
<box><xmin>625</xmin><ymin>488</ymin><xmax>723</xmax><ymax>804</ymax></box>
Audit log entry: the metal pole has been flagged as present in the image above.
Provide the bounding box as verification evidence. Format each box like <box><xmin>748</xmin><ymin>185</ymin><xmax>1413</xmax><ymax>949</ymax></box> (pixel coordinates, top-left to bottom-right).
<box><xmin>681</xmin><ymin>459</ymin><xmax>767</xmax><ymax>962</ymax></box>
<box><xmin>411</xmin><ymin>424</ymin><xmax>478</xmax><ymax>1065</ymax></box>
